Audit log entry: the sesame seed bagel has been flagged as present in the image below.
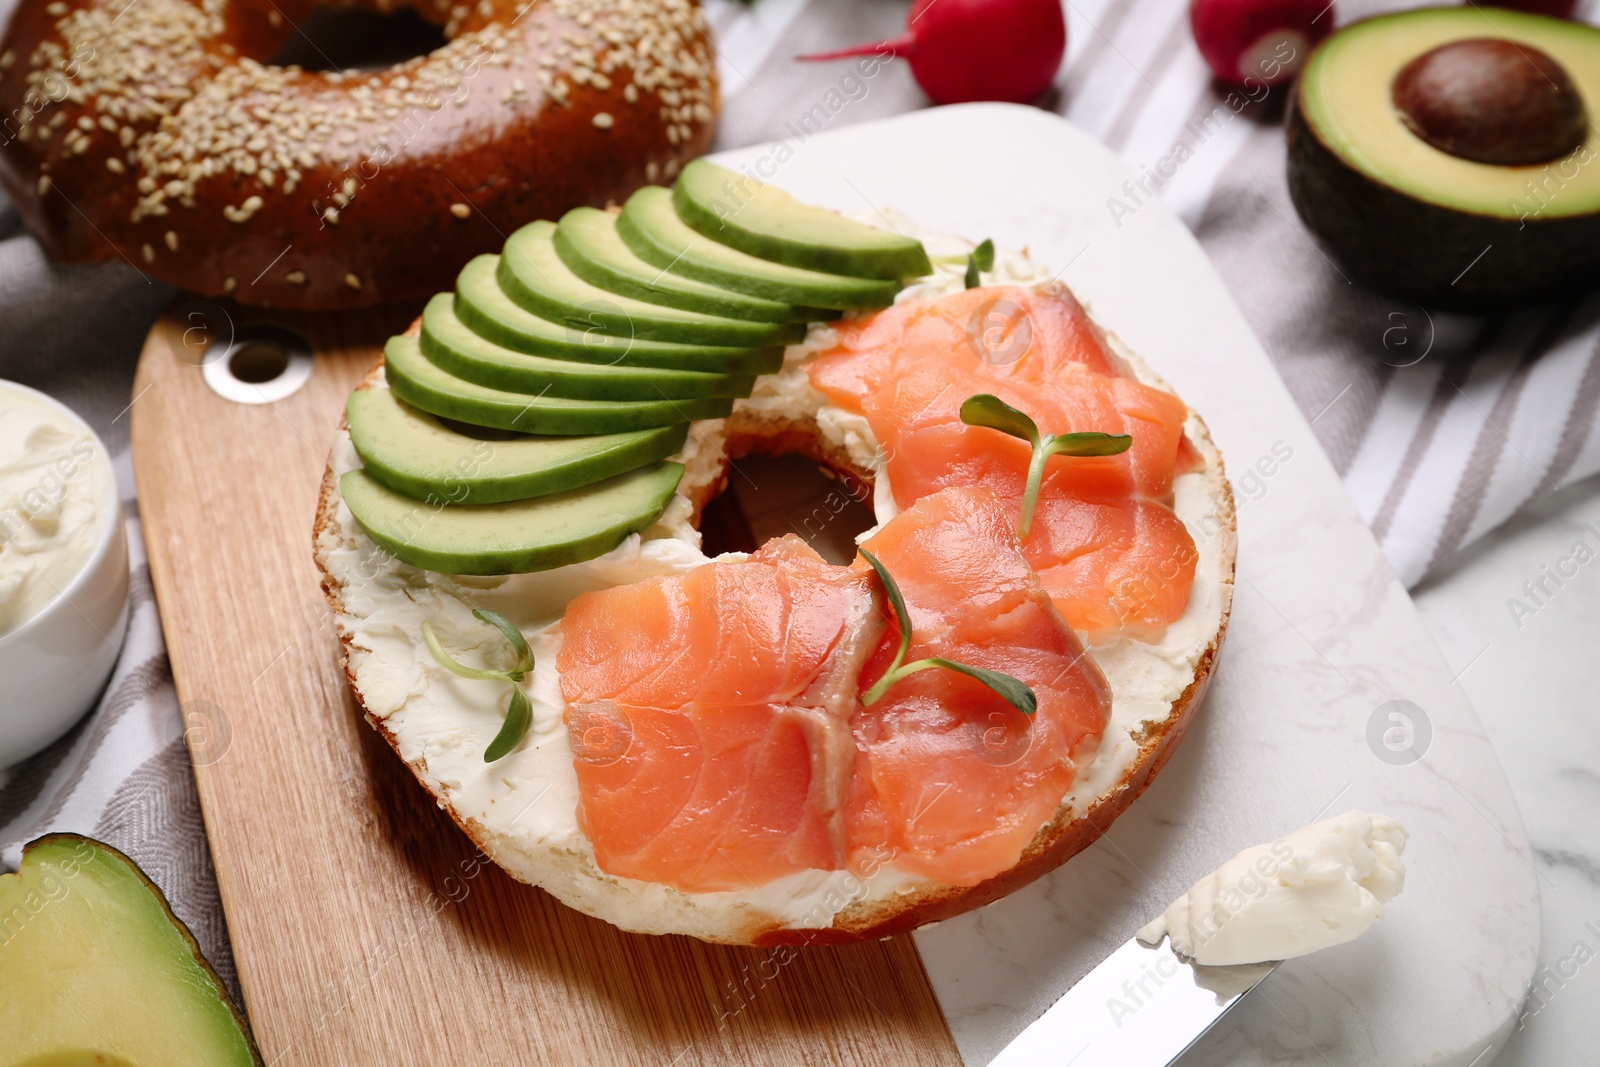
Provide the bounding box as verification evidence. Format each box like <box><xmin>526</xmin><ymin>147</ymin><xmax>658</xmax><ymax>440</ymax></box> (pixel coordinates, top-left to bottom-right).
<box><xmin>0</xmin><ymin>0</ymin><xmax>716</xmax><ymax>308</ymax></box>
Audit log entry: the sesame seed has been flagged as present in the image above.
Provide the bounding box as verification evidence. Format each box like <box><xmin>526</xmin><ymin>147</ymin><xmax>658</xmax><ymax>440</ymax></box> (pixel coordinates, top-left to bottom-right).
<box><xmin>16</xmin><ymin>0</ymin><xmax>717</xmax><ymax>246</ymax></box>
<box><xmin>164</xmin><ymin>230</ymin><xmax>178</xmax><ymax>250</ymax></box>
<box><xmin>286</xmin><ymin>270</ymin><xmax>307</xmax><ymax>285</ymax></box>
<box><xmin>223</xmin><ymin>276</ymin><xmax>237</xmax><ymax>293</ymax></box>
<box><xmin>344</xmin><ymin>273</ymin><xmax>362</xmax><ymax>289</ymax></box>
<box><xmin>141</xmin><ymin>243</ymin><xmax>154</xmax><ymax>262</ymax></box>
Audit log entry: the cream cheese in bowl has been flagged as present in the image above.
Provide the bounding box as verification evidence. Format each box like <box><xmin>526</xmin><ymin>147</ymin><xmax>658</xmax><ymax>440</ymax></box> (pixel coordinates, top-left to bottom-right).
<box><xmin>0</xmin><ymin>381</ymin><xmax>128</xmax><ymax>765</ymax></box>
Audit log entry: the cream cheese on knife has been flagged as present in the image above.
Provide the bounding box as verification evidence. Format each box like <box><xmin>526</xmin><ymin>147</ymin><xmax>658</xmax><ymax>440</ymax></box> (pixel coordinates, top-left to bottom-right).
<box><xmin>1138</xmin><ymin>810</ymin><xmax>1408</xmax><ymax>967</ymax></box>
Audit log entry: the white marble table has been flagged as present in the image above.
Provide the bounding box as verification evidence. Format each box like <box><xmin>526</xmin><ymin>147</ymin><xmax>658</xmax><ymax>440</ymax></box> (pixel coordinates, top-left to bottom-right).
<box><xmin>1412</xmin><ymin>472</ymin><xmax>1600</xmax><ymax>1065</ymax></box>
<box><xmin>718</xmin><ymin>104</ymin><xmax>1542</xmax><ymax>1066</ymax></box>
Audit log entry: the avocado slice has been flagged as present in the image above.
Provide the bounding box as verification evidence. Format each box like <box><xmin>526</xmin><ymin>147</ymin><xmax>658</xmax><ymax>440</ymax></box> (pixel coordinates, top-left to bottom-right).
<box><xmin>453</xmin><ymin>255</ymin><xmax>785</xmax><ymax>375</ymax></box>
<box><xmin>341</xmin><ymin>463</ymin><xmax>684</xmax><ymax>574</ymax></box>
<box><xmin>385</xmin><ymin>334</ymin><xmax>732</xmax><ymax>436</ymax></box>
<box><xmin>553</xmin><ymin>208</ymin><xmax>834</xmax><ymax>324</ymax></box>
<box><xmin>618</xmin><ymin>187</ymin><xmax>905</xmax><ymax>310</ymax></box>
<box><xmin>497</xmin><ymin>221</ymin><xmax>807</xmax><ymax>348</ymax></box>
<box><xmin>0</xmin><ymin>834</ymin><xmax>260</xmax><ymax>1065</ymax></box>
<box><xmin>1289</xmin><ymin>8</ymin><xmax>1600</xmax><ymax>310</ymax></box>
<box><xmin>672</xmin><ymin>160</ymin><xmax>934</xmax><ymax>280</ymax></box>
<box><xmin>347</xmin><ymin>386</ymin><xmax>690</xmax><ymax>505</ymax></box>
<box><xmin>420</xmin><ymin>294</ymin><xmax>754</xmax><ymax>401</ymax></box>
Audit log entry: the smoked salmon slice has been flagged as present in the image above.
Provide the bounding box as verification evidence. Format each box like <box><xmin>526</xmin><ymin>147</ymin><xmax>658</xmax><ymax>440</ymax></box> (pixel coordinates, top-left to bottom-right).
<box><xmin>847</xmin><ymin>486</ymin><xmax>1111</xmax><ymax>886</ymax></box>
<box><xmin>556</xmin><ymin>537</ymin><xmax>877</xmax><ymax>892</ymax></box>
<box><xmin>810</xmin><ymin>285</ymin><xmax>1198</xmax><ymax>636</ymax></box>
<box><xmin>557</xmin><ymin>487</ymin><xmax>1112</xmax><ymax>894</ymax></box>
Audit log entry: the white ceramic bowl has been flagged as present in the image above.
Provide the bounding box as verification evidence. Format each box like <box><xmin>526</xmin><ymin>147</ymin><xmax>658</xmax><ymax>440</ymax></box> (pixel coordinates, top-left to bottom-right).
<box><xmin>0</xmin><ymin>382</ymin><xmax>129</xmax><ymax>766</ymax></box>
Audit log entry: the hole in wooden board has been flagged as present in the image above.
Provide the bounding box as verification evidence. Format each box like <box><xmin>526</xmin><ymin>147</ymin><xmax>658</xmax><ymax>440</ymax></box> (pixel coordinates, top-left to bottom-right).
<box><xmin>200</xmin><ymin>325</ymin><xmax>313</xmax><ymax>404</ymax></box>
<box><xmin>228</xmin><ymin>341</ymin><xmax>290</xmax><ymax>384</ymax></box>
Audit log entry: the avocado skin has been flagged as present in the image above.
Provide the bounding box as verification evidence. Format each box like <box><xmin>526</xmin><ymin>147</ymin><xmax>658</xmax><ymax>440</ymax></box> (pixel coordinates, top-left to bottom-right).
<box><xmin>1287</xmin><ymin>85</ymin><xmax>1600</xmax><ymax>313</ymax></box>
<box><xmin>385</xmin><ymin>336</ymin><xmax>733</xmax><ymax>436</ymax></box>
<box><xmin>3</xmin><ymin>834</ymin><xmax>261</xmax><ymax>1065</ymax></box>
<box><xmin>617</xmin><ymin>187</ymin><xmax>904</xmax><ymax>310</ymax></box>
<box><xmin>347</xmin><ymin>388</ymin><xmax>690</xmax><ymax>506</ymax></box>
<box><xmin>340</xmin><ymin>463</ymin><xmax>684</xmax><ymax>575</ymax></box>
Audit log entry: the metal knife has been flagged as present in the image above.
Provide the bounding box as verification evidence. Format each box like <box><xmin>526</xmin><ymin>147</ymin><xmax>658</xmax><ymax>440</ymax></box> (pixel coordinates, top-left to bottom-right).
<box><xmin>987</xmin><ymin>936</ymin><xmax>1278</xmax><ymax>1066</ymax></box>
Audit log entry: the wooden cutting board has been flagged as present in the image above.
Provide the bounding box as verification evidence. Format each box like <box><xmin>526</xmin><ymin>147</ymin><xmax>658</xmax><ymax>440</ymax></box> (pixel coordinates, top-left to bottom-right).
<box><xmin>129</xmin><ymin>303</ymin><xmax>960</xmax><ymax>1066</ymax></box>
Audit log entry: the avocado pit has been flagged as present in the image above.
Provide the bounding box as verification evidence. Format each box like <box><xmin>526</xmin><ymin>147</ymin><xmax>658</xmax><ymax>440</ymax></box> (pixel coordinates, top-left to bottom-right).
<box><xmin>1391</xmin><ymin>37</ymin><xmax>1587</xmax><ymax>165</ymax></box>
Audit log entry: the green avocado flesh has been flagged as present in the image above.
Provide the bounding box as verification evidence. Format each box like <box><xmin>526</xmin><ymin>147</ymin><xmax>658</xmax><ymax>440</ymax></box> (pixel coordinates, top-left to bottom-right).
<box><xmin>385</xmin><ymin>334</ymin><xmax>733</xmax><ymax>435</ymax></box>
<box><xmin>553</xmin><ymin>207</ymin><xmax>831</xmax><ymax>323</ymax></box>
<box><xmin>619</xmin><ymin>187</ymin><xmax>905</xmax><ymax>309</ymax></box>
<box><xmin>343</xmin><ymin>164</ymin><xmax>934</xmax><ymax>575</ymax></box>
<box><xmin>497</xmin><ymin>221</ymin><xmax>807</xmax><ymax>347</ymax></box>
<box><xmin>452</xmin><ymin>255</ymin><xmax>784</xmax><ymax>375</ymax></box>
<box><xmin>0</xmin><ymin>835</ymin><xmax>259</xmax><ymax>1066</ymax></box>
<box><xmin>1299</xmin><ymin>8</ymin><xmax>1600</xmax><ymax>218</ymax></box>
<box><xmin>672</xmin><ymin>160</ymin><xmax>934</xmax><ymax>280</ymax></box>
<box><xmin>420</xmin><ymin>294</ymin><xmax>755</xmax><ymax>400</ymax></box>
<box><xmin>341</xmin><ymin>463</ymin><xmax>684</xmax><ymax>574</ymax></box>
<box><xmin>346</xmin><ymin>387</ymin><xmax>689</xmax><ymax>505</ymax></box>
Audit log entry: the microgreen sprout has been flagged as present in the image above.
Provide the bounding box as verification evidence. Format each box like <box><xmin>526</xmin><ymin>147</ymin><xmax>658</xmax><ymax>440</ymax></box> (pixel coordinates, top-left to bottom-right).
<box><xmin>958</xmin><ymin>393</ymin><xmax>1132</xmax><ymax>539</ymax></box>
<box><xmin>930</xmin><ymin>238</ymin><xmax>996</xmax><ymax>289</ymax></box>
<box><xmin>420</xmin><ymin>608</ymin><xmax>534</xmax><ymax>762</ymax></box>
<box><xmin>857</xmin><ymin>549</ymin><xmax>1037</xmax><ymax>715</ymax></box>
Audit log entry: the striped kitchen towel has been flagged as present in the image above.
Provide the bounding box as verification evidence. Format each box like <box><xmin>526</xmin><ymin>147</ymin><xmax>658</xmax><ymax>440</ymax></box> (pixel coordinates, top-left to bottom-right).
<box><xmin>0</xmin><ymin>230</ymin><xmax>238</xmax><ymax>996</ymax></box>
<box><xmin>706</xmin><ymin>0</ymin><xmax>1600</xmax><ymax>588</ymax></box>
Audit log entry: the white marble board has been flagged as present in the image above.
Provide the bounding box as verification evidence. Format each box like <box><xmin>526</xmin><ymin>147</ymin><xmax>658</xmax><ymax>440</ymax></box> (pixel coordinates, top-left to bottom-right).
<box><xmin>712</xmin><ymin>103</ymin><xmax>1540</xmax><ymax>1067</ymax></box>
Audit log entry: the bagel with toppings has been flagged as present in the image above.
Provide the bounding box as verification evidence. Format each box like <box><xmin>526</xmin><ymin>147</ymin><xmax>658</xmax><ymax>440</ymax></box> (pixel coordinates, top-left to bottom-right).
<box><xmin>0</xmin><ymin>0</ymin><xmax>715</xmax><ymax>308</ymax></box>
<box><xmin>312</xmin><ymin>177</ymin><xmax>1236</xmax><ymax>945</ymax></box>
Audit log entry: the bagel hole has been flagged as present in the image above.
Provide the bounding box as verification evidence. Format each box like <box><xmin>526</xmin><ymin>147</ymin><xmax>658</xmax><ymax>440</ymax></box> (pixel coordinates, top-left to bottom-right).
<box><xmin>270</xmin><ymin>6</ymin><xmax>447</xmax><ymax>73</ymax></box>
<box><xmin>702</xmin><ymin>455</ymin><xmax>878</xmax><ymax>565</ymax></box>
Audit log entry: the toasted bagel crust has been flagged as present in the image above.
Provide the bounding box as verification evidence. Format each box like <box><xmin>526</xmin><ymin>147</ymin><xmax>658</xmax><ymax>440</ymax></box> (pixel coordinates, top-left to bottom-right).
<box><xmin>0</xmin><ymin>0</ymin><xmax>715</xmax><ymax>309</ymax></box>
<box><xmin>314</xmin><ymin>308</ymin><xmax>1235</xmax><ymax>944</ymax></box>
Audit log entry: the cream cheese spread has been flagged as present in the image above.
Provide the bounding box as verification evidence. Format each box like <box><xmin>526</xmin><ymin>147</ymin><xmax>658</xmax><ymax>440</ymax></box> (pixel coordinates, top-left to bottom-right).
<box><xmin>0</xmin><ymin>383</ymin><xmax>112</xmax><ymax>637</ymax></box>
<box><xmin>318</xmin><ymin>233</ymin><xmax>1232</xmax><ymax>936</ymax></box>
<box><xmin>1137</xmin><ymin>811</ymin><xmax>1408</xmax><ymax>966</ymax></box>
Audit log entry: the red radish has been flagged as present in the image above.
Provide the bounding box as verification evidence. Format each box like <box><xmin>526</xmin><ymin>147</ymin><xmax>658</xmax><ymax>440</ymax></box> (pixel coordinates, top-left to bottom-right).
<box><xmin>797</xmin><ymin>0</ymin><xmax>1066</xmax><ymax>106</ymax></box>
<box><xmin>1476</xmin><ymin>0</ymin><xmax>1578</xmax><ymax>17</ymax></box>
<box><xmin>1189</xmin><ymin>0</ymin><xmax>1333</xmax><ymax>87</ymax></box>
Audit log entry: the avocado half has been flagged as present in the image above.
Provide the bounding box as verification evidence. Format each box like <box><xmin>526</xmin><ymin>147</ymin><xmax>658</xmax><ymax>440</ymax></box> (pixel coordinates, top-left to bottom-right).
<box><xmin>1288</xmin><ymin>7</ymin><xmax>1600</xmax><ymax>312</ymax></box>
<box><xmin>0</xmin><ymin>834</ymin><xmax>261</xmax><ymax>1065</ymax></box>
